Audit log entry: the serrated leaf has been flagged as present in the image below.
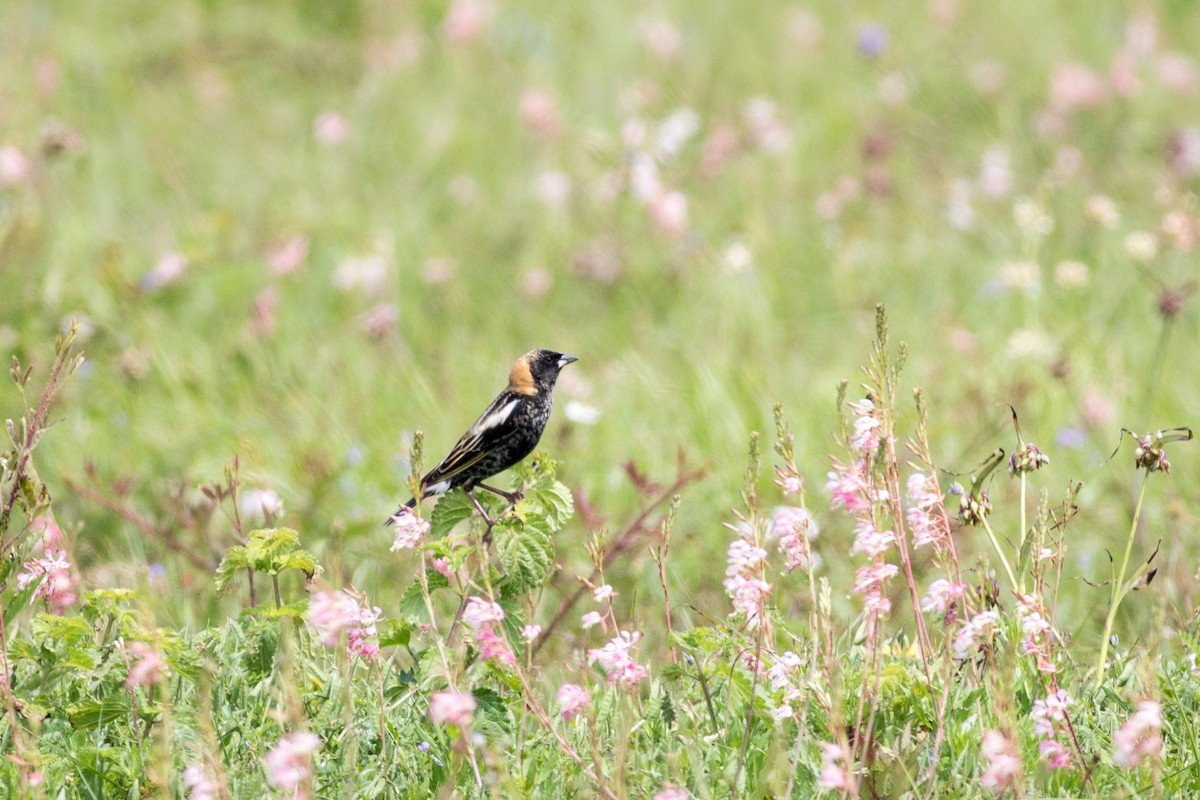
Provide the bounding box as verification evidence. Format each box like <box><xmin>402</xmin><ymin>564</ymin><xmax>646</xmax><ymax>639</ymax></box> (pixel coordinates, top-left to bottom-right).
<box><xmin>493</xmin><ymin>517</ymin><xmax>553</xmax><ymax>595</ymax></box>
<box><xmin>532</xmin><ymin>481</ymin><xmax>574</xmax><ymax>530</ymax></box>
<box><xmin>32</xmin><ymin>613</ymin><xmax>93</xmax><ymax>646</ymax></box>
<box><xmin>429</xmin><ymin>490</ymin><xmax>474</xmax><ymax>539</ymax></box>
<box><xmin>397</xmin><ymin>571</ymin><xmax>450</xmax><ymax>622</ymax></box>
<box><xmin>214</xmin><ymin>546</ymin><xmax>249</xmax><ymax>594</ymax></box>
<box><xmin>279</xmin><ymin>550</ymin><xmax>322</xmax><ymax>578</ymax></box>
<box><xmin>243</xmin><ymin>528</ymin><xmax>302</xmax><ymax>572</ymax></box>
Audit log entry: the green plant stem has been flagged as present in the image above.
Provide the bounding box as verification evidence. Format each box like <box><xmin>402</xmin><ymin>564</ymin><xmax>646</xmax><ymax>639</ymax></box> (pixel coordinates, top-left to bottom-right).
<box><xmin>1094</xmin><ymin>472</ymin><xmax>1151</xmax><ymax>689</ymax></box>
<box><xmin>1018</xmin><ymin>474</ymin><xmax>1027</xmax><ymax>594</ymax></box>
<box><xmin>979</xmin><ymin>517</ymin><xmax>1019</xmax><ymax>592</ymax></box>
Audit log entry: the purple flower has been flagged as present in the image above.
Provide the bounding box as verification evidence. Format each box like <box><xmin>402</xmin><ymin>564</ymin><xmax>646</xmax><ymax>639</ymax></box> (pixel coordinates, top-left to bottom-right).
<box><xmin>857</xmin><ymin>24</ymin><xmax>888</xmax><ymax>58</ymax></box>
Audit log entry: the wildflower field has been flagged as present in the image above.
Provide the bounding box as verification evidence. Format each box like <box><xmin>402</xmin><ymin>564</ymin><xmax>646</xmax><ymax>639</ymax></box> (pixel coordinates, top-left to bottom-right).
<box><xmin>2</xmin><ymin>1</ymin><xmax>1200</xmax><ymax>797</ymax></box>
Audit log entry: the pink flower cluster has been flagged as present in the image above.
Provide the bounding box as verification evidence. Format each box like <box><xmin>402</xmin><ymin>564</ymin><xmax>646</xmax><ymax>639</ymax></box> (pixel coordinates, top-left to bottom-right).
<box><xmin>429</xmin><ymin>690</ymin><xmax>477</xmax><ymax>727</ymax></box>
<box><xmin>264</xmin><ymin>731</ymin><xmax>320</xmax><ymax>797</ymax></box>
<box><xmin>826</xmin><ymin>459</ymin><xmax>869</xmax><ymax>515</ymax></box>
<box><xmin>556</xmin><ymin>683</ymin><xmax>591</xmax><ymax>721</ymax></box>
<box><xmin>306</xmin><ymin>589</ymin><xmax>382</xmax><ymax>661</ymax></box>
<box><xmin>847</xmin><ymin>399</ymin><xmax>883</xmax><ymax>456</ymax></box>
<box><xmin>817</xmin><ymin>742</ymin><xmax>851</xmax><ymax>792</ymax></box>
<box><xmin>772</xmin><ymin>506</ymin><xmax>817</xmax><ymax>573</ymax></box>
<box><xmin>182</xmin><ymin>765</ymin><xmax>220</xmax><ymax>800</ymax></box>
<box><xmin>462</xmin><ymin>596</ymin><xmax>514</xmax><ymax>666</ymax></box>
<box><xmin>906</xmin><ymin>472</ymin><xmax>950</xmax><ymax>550</ymax></box>
<box><xmin>952</xmin><ymin>610</ymin><xmax>1000</xmax><ymax>660</ymax></box>
<box><xmin>1015</xmin><ymin>594</ymin><xmax>1057</xmax><ymax>674</ymax></box>
<box><xmin>125</xmin><ymin>642</ymin><xmax>166</xmax><ymax>688</ymax></box>
<box><xmin>1030</xmin><ymin>689</ymin><xmax>1074</xmax><ymax>769</ymax></box>
<box><xmin>389</xmin><ymin>509</ymin><xmax>430</xmax><ymax>551</ymax></box>
<box><xmin>16</xmin><ymin>517</ymin><xmax>76</xmax><ymax>614</ymax></box>
<box><xmin>920</xmin><ymin>579</ymin><xmax>967</xmax><ymax>615</ymax></box>
<box><xmin>980</xmin><ymin>730</ymin><xmax>1021</xmax><ymax>793</ymax></box>
<box><xmin>853</xmin><ymin>563</ymin><xmax>897</xmax><ymax>616</ymax></box>
<box><xmin>850</xmin><ymin>519</ymin><xmax>894</xmax><ymax>558</ymax></box>
<box><xmin>587</xmin><ymin>631</ymin><xmax>649</xmax><ymax>689</ymax></box>
<box><xmin>723</xmin><ymin>533</ymin><xmax>771</xmax><ymax>628</ymax></box>
<box><xmin>1113</xmin><ymin>700</ymin><xmax>1163</xmax><ymax>768</ymax></box>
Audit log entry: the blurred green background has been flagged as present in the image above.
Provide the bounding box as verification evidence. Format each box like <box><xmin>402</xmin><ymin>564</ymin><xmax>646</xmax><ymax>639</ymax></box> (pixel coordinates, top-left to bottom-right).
<box><xmin>1</xmin><ymin>0</ymin><xmax>1196</xmax><ymax>648</ymax></box>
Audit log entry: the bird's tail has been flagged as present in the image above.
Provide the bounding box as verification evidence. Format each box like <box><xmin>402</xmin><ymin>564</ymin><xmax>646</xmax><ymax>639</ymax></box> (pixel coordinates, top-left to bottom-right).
<box><xmin>384</xmin><ymin>496</ymin><xmax>418</xmax><ymax>526</ymax></box>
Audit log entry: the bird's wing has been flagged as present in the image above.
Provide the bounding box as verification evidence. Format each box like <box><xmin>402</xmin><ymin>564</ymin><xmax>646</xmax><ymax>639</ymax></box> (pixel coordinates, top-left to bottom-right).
<box><xmin>422</xmin><ymin>392</ymin><xmax>524</xmax><ymax>487</ymax></box>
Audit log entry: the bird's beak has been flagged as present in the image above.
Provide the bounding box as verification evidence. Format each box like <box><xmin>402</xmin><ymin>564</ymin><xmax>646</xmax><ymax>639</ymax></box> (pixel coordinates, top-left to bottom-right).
<box><xmin>558</xmin><ymin>354</ymin><xmax>579</xmax><ymax>368</ymax></box>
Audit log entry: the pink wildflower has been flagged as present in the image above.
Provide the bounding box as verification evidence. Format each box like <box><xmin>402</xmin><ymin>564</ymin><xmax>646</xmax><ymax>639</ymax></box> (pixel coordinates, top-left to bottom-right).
<box><xmin>1113</xmin><ymin>700</ymin><xmax>1163</xmax><ymax>768</ymax></box>
<box><xmin>429</xmin><ymin>690</ymin><xmax>476</xmax><ymax>727</ymax></box>
<box><xmin>461</xmin><ymin>596</ymin><xmax>505</xmax><ymax>631</ymax></box>
<box><xmin>592</xmin><ymin>584</ymin><xmax>615</xmax><ymax>602</ymax></box>
<box><xmin>980</xmin><ymin>730</ymin><xmax>1021</xmax><ymax>793</ymax></box>
<box><xmin>653</xmin><ymin>787</ymin><xmax>689</xmax><ymax>800</ymax></box>
<box><xmin>723</xmin><ymin>574</ymin><xmax>772</xmax><ymax>626</ymax></box>
<box><xmin>267</xmin><ymin>236</ymin><xmax>309</xmax><ymax>276</ymax></box>
<box><xmin>556</xmin><ymin>683</ymin><xmax>591</xmax><ymax>720</ymax></box>
<box><xmin>906</xmin><ymin>472</ymin><xmax>950</xmax><ymax>549</ymax></box>
<box><xmin>1050</xmin><ymin>63</ymin><xmax>1107</xmax><ymax>111</ymax></box>
<box><xmin>16</xmin><ymin>548</ymin><xmax>76</xmax><ymax>615</ymax></box>
<box><xmin>347</xmin><ymin>604</ymin><xmax>382</xmax><ymax>661</ymax></box>
<box><xmin>313</xmin><ymin>111</ymin><xmax>349</xmax><ymax>145</ymax></box>
<box><xmin>475</xmin><ymin>628</ymin><xmax>516</xmax><ymax>666</ymax></box>
<box><xmin>817</xmin><ymin>742</ymin><xmax>851</xmax><ymax>791</ymax></box>
<box><xmin>125</xmin><ymin>642</ymin><xmax>165</xmax><ymax>688</ymax></box>
<box><xmin>647</xmin><ymin>190</ymin><xmax>688</xmax><ymax>237</ymax></box>
<box><xmin>443</xmin><ymin>0</ymin><xmax>494</xmax><ymax>44</ymax></box>
<box><xmin>306</xmin><ymin>590</ymin><xmax>361</xmax><ymax>647</ymax></box>
<box><xmin>264</xmin><ymin>732</ymin><xmax>320</xmax><ymax>796</ymax></box>
<box><xmin>519</xmin><ymin>89</ymin><xmax>560</xmax><ymax>138</ymax></box>
<box><xmin>826</xmin><ymin>460</ymin><xmax>869</xmax><ymax>514</ymax></box>
<box><xmin>847</xmin><ymin>399</ymin><xmax>882</xmax><ymax>455</ymax></box>
<box><xmin>388</xmin><ymin>508</ymin><xmax>429</xmax><ymax>550</ymax></box>
<box><xmin>953</xmin><ymin>610</ymin><xmax>1000</xmax><ymax>660</ymax></box>
<box><xmin>920</xmin><ymin>579</ymin><xmax>967</xmax><ymax>614</ymax></box>
<box><xmin>587</xmin><ymin>631</ymin><xmax>649</xmax><ymax>689</ymax></box>
<box><xmin>0</xmin><ymin>145</ymin><xmax>30</xmax><ymax>187</ymax></box>
<box><xmin>850</xmin><ymin>520</ymin><xmax>895</xmax><ymax>558</ymax></box>
<box><xmin>521</xmin><ymin>624</ymin><xmax>541</xmax><ymax>642</ymax></box>
<box><xmin>182</xmin><ymin>764</ymin><xmax>220</xmax><ymax>800</ymax></box>
<box><xmin>580</xmin><ymin>611</ymin><xmax>605</xmax><ymax>629</ymax></box>
<box><xmin>772</xmin><ymin>506</ymin><xmax>817</xmax><ymax>572</ymax></box>
<box><xmin>1039</xmin><ymin>739</ymin><xmax>1071</xmax><ymax>769</ymax></box>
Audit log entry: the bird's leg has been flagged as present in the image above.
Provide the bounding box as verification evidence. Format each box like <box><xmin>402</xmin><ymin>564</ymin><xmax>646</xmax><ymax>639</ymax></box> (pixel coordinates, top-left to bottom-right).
<box><xmin>478</xmin><ymin>482</ymin><xmax>524</xmax><ymax>506</ymax></box>
<box><xmin>466</xmin><ymin>490</ymin><xmax>495</xmax><ymax>527</ymax></box>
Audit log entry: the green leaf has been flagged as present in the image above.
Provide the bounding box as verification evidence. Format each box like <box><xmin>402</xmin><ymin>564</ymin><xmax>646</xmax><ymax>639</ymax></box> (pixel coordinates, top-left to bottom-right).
<box><xmin>31</xmin><ymin>613</ymin><xmax>93</xmax><ymax>647</ymax></box>
<box><xmin>243</xmin><ymin>528</ymin><xmax>302</xmax><ymax>572</ymax></box>
<box><xmin>429</xmin><ymin>490</ymin><xmax>473</xmax><ymax>539</ymax></box>
<box><xmin>279</xmin><ymin>550</ymin><xmax>322</xmax><ymax>579</ymax></box>
<box><xmin>378</xmin><ymin>619</ymin><xmax>414</xmax><ymax>648</ymax></box>
<box><xmin>493</xmin><ymin>516</ymin><xmax>554</xmax><ymax>596</ymax></box>
<box><xmin>397</xmin><ymin>571</ymin><xmax>450</xmax><ymax>622</ymax></box>
<box><xmin>3</xmin><ymin>577</ymin><xmax>42</xmax><ymax>621</ymax></box>
<box><xmin>214</xmin><ymin>545</ymin><xmax>249</xmax><ymax>594</ymax></box>
<box><xmin>67</xmin><ymin>693</ymin><xmax>134</xmax><ymax>729</ymax></box>
<box><xmin>530</xmin><ymin>480</ymin><xmax>574</xmax><ymax>530</ymax></box>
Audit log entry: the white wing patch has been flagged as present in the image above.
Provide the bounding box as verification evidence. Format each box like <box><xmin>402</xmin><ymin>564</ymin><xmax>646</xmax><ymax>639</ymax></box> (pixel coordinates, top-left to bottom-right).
<box><xmin>475</xmin><ymin>399</ymin><xmax>520</xmax><ymax>434</ymax></box>
<box><xmin>426</xmin><ymin>480</ymin><xmax>451</xmax><ymax>496</ymax></box>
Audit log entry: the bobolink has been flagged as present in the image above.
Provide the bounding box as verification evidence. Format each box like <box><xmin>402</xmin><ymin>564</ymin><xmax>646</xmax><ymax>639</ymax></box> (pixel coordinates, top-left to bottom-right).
<box><xmin>388</xmin><ymin>348</ymin><xmax>578</xmax><ymax>524</ymax></box>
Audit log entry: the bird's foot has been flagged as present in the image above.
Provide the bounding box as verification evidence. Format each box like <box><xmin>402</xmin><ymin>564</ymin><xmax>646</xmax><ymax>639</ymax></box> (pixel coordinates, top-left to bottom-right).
<box><xmin>478</xmin><ymin>482</ymin><xmax>524</xmax><ymax>506</ymax></box>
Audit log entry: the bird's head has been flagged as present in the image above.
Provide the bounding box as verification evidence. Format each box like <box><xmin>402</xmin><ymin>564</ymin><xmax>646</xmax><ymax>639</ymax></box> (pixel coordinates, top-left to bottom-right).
<box><xmin>508</xmin><ymin>349</ymin><xmax>578</xmax><ymax>396</ymax></box>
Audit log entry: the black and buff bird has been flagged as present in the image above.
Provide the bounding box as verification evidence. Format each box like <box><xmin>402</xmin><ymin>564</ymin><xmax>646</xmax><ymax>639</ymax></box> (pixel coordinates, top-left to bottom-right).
<box><xmin>387</xmin><ymin>348</ymin><xmax>578</xmax><ymax>526</ymax></box>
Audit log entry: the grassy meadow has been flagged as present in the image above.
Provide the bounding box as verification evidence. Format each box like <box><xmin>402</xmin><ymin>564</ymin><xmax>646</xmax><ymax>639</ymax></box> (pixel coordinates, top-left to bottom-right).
<box><xmin>1</xmin><ymin>0</ymin><xmax>1198</xmax><ymax>797</ymax></box>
